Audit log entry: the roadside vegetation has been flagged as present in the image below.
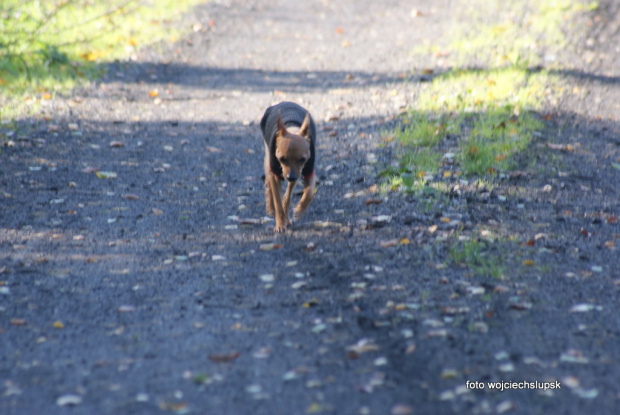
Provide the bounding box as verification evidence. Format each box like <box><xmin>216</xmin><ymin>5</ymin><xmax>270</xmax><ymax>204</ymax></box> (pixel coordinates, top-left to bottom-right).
<box><xmin>381</xmin><ymin>0</ymin><xmax>599</xmax><ymax>277</ymax></box>
<box><xmin>0</xmin><ymin>0</ymin><xmax>204</xmax><ymax>119</ymax></box>
<box><xmin>383</xmin><ymin>0</ymin><xmax>597</xmax><ymax>187</ymax></box>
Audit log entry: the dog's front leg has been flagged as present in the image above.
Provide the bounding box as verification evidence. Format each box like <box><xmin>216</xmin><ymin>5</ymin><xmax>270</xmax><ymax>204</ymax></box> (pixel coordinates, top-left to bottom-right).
<box><xmin>282</xmin><ymin>180</ymin><xmax>296</xmax><ymax>224</ymax></box>
<box><xmin>293</xmin><ymin>175</ymin><xmax>316</xmax><ymax>220</ymax></box>
<box><xmin>268</xmin><ymin>174</ymin><xmax>287</xmax><ymax>232</ymax></box>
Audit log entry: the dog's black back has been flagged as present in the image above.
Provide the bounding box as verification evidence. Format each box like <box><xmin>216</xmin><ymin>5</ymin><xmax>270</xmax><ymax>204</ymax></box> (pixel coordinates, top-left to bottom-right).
<box><xmin>260</xmin><ymin>101</ymin><xmax>316</xmax><ymax>180</ymax></box>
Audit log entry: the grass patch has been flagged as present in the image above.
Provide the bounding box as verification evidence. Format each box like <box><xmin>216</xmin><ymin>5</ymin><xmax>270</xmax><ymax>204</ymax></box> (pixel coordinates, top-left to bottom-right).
<box><xmin>0</xmin><ymin>0</ymin><xmax>205</xmax><ymax>119</ymax></box>
<box><xmin>449</xmin><ymin>238</ymin><xmax>504</xmax><ymax>279</ymax></box>
<box><xmin>382</xmin><ymin>0</ymin><xmax>587</xmax><ymax>185</ymax></box>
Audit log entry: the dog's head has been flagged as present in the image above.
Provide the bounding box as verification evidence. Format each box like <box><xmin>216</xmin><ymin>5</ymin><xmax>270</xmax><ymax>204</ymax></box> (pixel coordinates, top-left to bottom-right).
<box><xmin>275</xmin><ymin>111</ymin><xmax>311</xmax><ymax>182</ymax></box>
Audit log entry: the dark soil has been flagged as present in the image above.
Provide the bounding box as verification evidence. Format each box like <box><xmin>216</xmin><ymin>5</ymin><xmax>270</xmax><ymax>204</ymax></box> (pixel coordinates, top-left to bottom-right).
<box><xmin>1</xmin><ymin>1</ymin><xmax>619</xmax><ymax>414</ymax></box>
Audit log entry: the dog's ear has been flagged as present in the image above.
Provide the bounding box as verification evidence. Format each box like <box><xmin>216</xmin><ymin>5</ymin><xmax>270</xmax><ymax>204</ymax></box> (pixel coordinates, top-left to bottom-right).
<box><xmin>276</xmin><ymin>111</ymin><xmax>287</xmax><ymax>138</ymax></box>
<box><xmin>299</xmin><ymin>112</ymin><xmax>311</xmax><ymax>141</ymax></box>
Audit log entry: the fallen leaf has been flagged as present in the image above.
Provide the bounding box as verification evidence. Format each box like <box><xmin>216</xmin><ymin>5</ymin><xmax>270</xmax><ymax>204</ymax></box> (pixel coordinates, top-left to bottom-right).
<box><xmin>53</xmin><ymin>321</ymin><xmax>64</xmax><ymax>329</ymax></box>
<box><xmin>381</xmin><ymin>239</ymin><xmax>398</xmax><ymax>248</ymax></box>
<box><xmin>347</xmin><ymin>338</ymin><xmax>379</xmax><ymax>357</ymax></box>
<box><xmin>95</xmin><ymin>171</ymin><xmax>117</xmax><ymax>179</ymax></box>
<box><xmin>522</xmin><ymin>259</ymin><xmax>535</xmax><ymax>266</ymax></box>
<box><xmin>365</xmin><ymin>198</ymin><xmax>383</xmax><ymax>205</ymax></box>
<box><xmin>206</xmin><ymin>146</ymin><xmax>222</xmax><ymax>153</ymax></box>
<box><xmin>560</xmin><ymin>349</ymin><xmax>588</xmax><ymax>364</ymax></box>
<box><xmin>109</xmin><ymin>141</ymin><xmax>125</xmax><ymax>148</ymax></box>
<box><xmin>496</xmin><ymin>400</ymin><xmax>516</xmax><ymax>414</ymax></box>
<box><xmin>208</xmin><ymin>351</ymin><xmax>240</xmax><ymax>363</ymax></box>
<box><xmin>391</xmin><ymin>404</ymin><xmax>413</xmax><ymax>415</ymax></box>
<box><xmin>148</xmin><ymin>90</ymin><xmax>159</xmax><ymax>97</ymax></box>
<box><xmin>259</xmin><ymin>274</ymin><xmax>275</xmax><ymax>282</ymax></box>
<box><xmin>259</xmin><ymin>243</ymin><xmax>283</xmax><ymax>251</ymax></box>
<box><xmin>152</xmin><ymin>208</ymin><xmax>163</xmax><ymax>215</ymax></box>
<box><xmin>607</xmin><ymin>215</ymin><xmax>618</xmax><ymax>224</ymax></box>
<box><xmin>307</xmin><ymin>402</ymin><xmax>323</xmax><ymax>414</ymax></box>
<box><xmin>117</xmin><ymin>305</ymin><xmax>136</xmax><ymax>312</ymax></box>
<box><xmin>11</xmin><ymin>318</ymin><xmax>27</xmax><ymax>326</ymax></box>
<box><xmin>56</xmin><ymin>394</ymin><xmax>82</xmax><ymax>406</ymax></box>
<box><xmin>509</xmin><ymin>300</ymin><xmax>532</xmax><ymax>310</ymax></box>
<box><xmin>570</xmin><ymin>303</ymin><xmax>602</xmax><ymax>312</ymax></box>
<box><xmin>441</xmin><ymin>306</ymin><xmax>470</xmax><ymax>315</ymax></box>
<box><xmin>122</xmin><ymin>193</ymin><xmax>139</xmax><ymax>200</ymax></box>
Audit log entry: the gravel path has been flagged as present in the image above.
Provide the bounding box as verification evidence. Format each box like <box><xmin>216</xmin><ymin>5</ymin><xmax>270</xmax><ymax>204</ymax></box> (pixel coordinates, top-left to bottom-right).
<box><xmin>1</xmin><ymin>1</ymin><xmax>619</xmax><ymax>414</ymax></box>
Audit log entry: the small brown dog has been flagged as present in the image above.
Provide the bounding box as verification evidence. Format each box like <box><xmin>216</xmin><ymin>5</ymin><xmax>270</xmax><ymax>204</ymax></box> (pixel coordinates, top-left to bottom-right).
<box><xmin>260</xmin><ymin>102</ymin><xmax>317</xmax><ymax>232</ymax></box>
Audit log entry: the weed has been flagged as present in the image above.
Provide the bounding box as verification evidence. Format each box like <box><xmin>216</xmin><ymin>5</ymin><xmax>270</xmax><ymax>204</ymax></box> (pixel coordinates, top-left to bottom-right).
<box><xmin>449</xmin><ymin>238</ymin><xmax>504</xmax><ymax>279</ymax></box>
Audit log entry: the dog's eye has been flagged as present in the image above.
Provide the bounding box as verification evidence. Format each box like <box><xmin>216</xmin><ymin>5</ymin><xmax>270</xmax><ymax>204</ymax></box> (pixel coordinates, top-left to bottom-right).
<box><xmin>299</xmin><ymin>157</ymin><xmax>306</xmax><ymax>163</ymax></box>
<box><xmin>279</xmin><ymin>157</ymin><xmax>287</xmax><ymax>163</ymax></box>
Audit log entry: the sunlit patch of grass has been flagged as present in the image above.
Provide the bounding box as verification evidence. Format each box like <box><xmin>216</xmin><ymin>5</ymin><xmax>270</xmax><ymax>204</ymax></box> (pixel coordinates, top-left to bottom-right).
<box><xmin>418</xmin><ymin>67</ymin><xmax>550</xmax><ymax>112</ymax></box>
<box><xmin>449</xmin><ymin>0</ymin><xmax>593</xmax><ymax>67</ymax></box>
<box><xmin>0</xmin><ymin>0</ymin><xmax>205</xmax><ymax>118</ymax></box>
<box><xmin>396</xmin><ymin>113</ymin><xmax>461</xmax><ymax>148</ymax></box>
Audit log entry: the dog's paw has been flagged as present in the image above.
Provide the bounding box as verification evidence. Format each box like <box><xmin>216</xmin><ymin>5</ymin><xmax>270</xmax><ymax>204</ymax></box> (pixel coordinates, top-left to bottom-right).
<box><xmin>274</xmin><ymin>224</ymin><xmax>287</xmax><ymax>233</ymax></box>
<box><xmin>293</xmin><ymin>209</ymin><xmax>304</xmax><ymax>221</ymax></box>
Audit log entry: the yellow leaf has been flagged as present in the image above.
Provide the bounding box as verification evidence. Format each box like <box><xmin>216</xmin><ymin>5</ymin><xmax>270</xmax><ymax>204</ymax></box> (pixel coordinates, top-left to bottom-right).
<box><xmin>443</xmin><ymin>171</ymin><xmax>451</xmax><ymax>178</ymax></box>
<box><xmin>95</xmin><ymin>171</ymin><xmax>117</xmax><ymax>179</ymax></box>
<box><xmin>53</xmin><ymin>321</ymin><xmax>64</xmax><ymax>329</ymax></box>
<box><xmin>149</xmin><ymin>90</ymin><xmax>159</xmax><ymax>97</ymax></box>
<box><xmin>441</xmin><ymin>217</ymin><xmax>450</xmax><ymax>223</ymax></box>
<box><xmin>42</xmin><ymin>92</ymin><xmax>52</xmax><ymax>100</ymax></box>
<box><xmin>129</xmin><ymin>37</ymin><xmax>137</xmax><ymax>46</ymax></box>
<box><xmin>522</xmin><ymin>259</ymin><xmax>535</xmax><ymax>266</ymax></box>
<box><xmin>399</xmin><ymin>238</ymin><xmax>410</xmax><ymax>245</ymax></box>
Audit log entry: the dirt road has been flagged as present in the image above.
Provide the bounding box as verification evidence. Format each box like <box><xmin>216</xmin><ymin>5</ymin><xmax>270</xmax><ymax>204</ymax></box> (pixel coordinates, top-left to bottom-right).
<box><xmin>1</xmin><ymin>1</ymin><xmax>619</xmax><ymax>414</ymax></box>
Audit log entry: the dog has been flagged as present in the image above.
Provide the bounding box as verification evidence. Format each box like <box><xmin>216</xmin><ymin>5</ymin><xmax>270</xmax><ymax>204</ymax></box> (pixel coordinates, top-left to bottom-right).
<box><xmin>260</xmin><ymin>101</ymin><xmax>317</xmax><ymax>232</ymax></box>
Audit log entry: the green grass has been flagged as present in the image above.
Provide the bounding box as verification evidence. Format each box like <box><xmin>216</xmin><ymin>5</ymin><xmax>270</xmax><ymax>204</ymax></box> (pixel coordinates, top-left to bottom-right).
<box><xmin>449</xmin><ymin>238</ymin><xmax>504</xmax><ymax>279</ymax></box>
<box><xmin>0</xmin><ymin>0</ymin><xmax>205</xmax><ymax>119</ymax></box>
<box><xmin>382</xmin><ymin>0</ymin><xmax>593</xmax><ymax>183</ymax></box>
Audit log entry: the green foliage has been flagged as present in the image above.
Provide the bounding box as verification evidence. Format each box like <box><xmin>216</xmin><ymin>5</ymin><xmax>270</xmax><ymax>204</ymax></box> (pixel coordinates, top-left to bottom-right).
<box><xmin>0</xmin><ymin>0</ymin><xmax>204</xmax><ymax>118</ymax></box>
<box><xmin>449</xmin><ymin>238</ymin><xmax>504</xmax><ymax>279</ymax></box>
